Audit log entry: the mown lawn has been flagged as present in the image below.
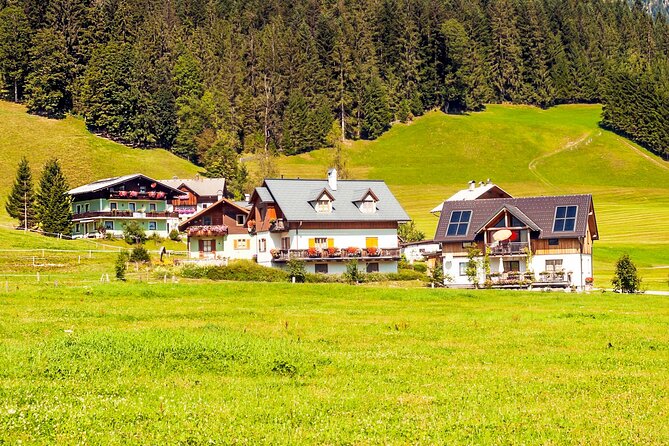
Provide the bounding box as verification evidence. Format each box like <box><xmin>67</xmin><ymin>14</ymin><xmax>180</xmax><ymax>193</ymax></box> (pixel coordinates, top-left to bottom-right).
<box><xmin>1</xmin><ymin>282</ymin><xmax>667</xmax><ymax>444</ymax></box>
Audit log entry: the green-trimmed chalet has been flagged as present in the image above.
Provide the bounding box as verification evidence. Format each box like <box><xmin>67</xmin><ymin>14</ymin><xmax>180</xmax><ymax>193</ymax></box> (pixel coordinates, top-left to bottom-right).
<box><xmin>68</xmin><ymin>174</ymin><xmax>183</xmax><ymax>238</ymax></box>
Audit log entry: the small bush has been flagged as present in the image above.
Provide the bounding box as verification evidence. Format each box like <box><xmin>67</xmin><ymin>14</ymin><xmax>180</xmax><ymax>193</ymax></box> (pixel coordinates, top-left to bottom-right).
<box><xmin>413</xmin><ymin>262</ymin><xmax>427</xmax><ymax>273</ymax></box>
<box><xmin>115</xmin><ymin>251</ymin><xmax>129</xmax><ymax>281</ymax></box>
<box><xmin>343</xmin><ymin>259</ymin><xmax>364</xmax><ymax>284</ymax></box>
<box><xmin>123</xmin><ymin>221</ymin><xmax>147</xmax><ymax>244</ymax></box>
<box><xmin>612</xmin><ymin>253</ymin><xmax>642</xmax><ymax>293</ymax></box>
<box><xmin>386</xmin><ymin>269</ymin><xmax>428</xmax><ymax>282</ymax></box>
<box><xmin>169</xmin><ymin>229</ymin><xmax>181</xmax><ymax>241</ymax></box>
<box><xmin>304</xmin><ymin>273</ymin><xmax>345</xmax><ymax>283</ymax></box>
<box><xmin>287</xmin><ymin>259</ymin><xmax>307</xmax><ymax>283</ymax></box>
<box><xmin>129</xmin><ymin>245</ymin><xmax>151</xmax><ymax>263</ymax></box>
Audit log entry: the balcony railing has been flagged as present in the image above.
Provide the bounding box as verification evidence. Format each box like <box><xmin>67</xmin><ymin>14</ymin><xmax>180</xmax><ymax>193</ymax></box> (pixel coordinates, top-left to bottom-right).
<box><xmin>486</xmin><ymin>271</ymin><xmax>571</xmax><ymax>288</ymax></box>
<box><xmin>487</xmin><ymin>241</ymin><xmax>530</xmax><ymax>256</ymax></box>
<box><xmin>109</xmin><ymin>191</ymin><xmax>167</xmax><ymax>199</ymax></box>
<box><xmin>271</xmin><ymin>247</ymin><xmax>401</xmax><ymax>262</ymax></box>
<box><xmin>72</xmin><ymin>210</ymin><xmax>179</xmax><ymax>219</ymax></box>
<box><xmin>269</xmin><ymin>218</ymin><xmax>287</xmax><ymax>232</ymax></box>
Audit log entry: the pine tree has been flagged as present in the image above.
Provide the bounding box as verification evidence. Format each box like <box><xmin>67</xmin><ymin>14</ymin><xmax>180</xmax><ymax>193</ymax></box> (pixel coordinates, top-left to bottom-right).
<box><xmin>282</xmin><ymin>91</ymin><xmax>310</xmax><ymax>154</ymax></box>
<box><xmin>361</xmin><ymin>76</ymin><xmax>391</xmax><ymax>140</ymax></box>
<box><xmin>0</xmin><ymin>5</ymin><xmax>31</xmax><ymax>102</ymax></box>
<box><xmin>35</xmin><ymin>158</ymin><xmax>72</xmax><ymax>236</ymax></box>
<box><xmin>25</xmin><ymin>28</ymin><xmax>76</xmax><ymax>118</ymax></box>
<box><xmin>5</xmin><ymin>157</ymin><xmax>37</xmax><ymax>229</ymax></box>
<box><xmin>487</xmin><ymin>0</ymin><xmax>523</xmax><ymax>102</ymax></box>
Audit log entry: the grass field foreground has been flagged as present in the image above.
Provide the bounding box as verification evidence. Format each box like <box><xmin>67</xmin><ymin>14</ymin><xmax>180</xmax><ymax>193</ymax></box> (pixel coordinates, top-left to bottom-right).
<box><xmin>0</xmin><ymin>282</ymin><xmax>668</xmax><ymax>443</ymax></box>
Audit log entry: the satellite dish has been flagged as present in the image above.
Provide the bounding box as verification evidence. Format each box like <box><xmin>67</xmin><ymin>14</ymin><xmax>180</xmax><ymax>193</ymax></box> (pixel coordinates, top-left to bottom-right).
<box><xmin>492</xmin><ymin>229</ymin><xmax>512</xmax><ymax>241</ymax></box>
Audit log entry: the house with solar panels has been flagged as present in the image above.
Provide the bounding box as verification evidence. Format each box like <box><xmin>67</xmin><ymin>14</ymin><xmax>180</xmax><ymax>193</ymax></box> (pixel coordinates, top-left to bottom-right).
<box><xmin>247</xmin><ymin>169</ymin><xmax>410</xmax><ymax>275</ymax></box>
<box><xmin>433</xmin><ymin>186</ymin><xmax>599</xmax><ymax>290</ymax></box>
<box><xmin>68</xmin><ymin>174</ymin><xmax>183</xmax><ymax>239</ymax></box>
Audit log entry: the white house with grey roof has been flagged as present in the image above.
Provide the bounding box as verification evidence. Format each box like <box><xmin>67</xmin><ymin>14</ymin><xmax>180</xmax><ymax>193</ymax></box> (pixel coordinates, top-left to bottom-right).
<box><xmin>433</xmin><ymin>190</ymin><xmax>599</xmax><ymax>290</ymax></box>
<box><xmin>247</xmin><ymin>169</ymin><xmax>410</xmax><ymax>275</ymax></box>
<box><xmin>160</xmin><ymin>177</ymin><xmax>228</xmax><ymax>219</ymax></box>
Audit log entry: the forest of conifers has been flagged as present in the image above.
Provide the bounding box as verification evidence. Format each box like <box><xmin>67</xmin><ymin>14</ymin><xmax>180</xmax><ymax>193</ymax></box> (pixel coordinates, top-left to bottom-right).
<box><xmin>0</xmin><ymin>0</ymin><xmax>668</xmax><ymax>176</ymax></box>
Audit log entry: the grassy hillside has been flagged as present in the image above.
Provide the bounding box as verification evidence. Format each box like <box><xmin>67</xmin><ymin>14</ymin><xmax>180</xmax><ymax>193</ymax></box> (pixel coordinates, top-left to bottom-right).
<box><xmin>257</xmin><ymin>104</ymin><xmax>669</xmax><ymax>290</ymax></box>
<box><xmin>2</xmin><ymin>282</ymin><xmax>668</xmax><ymax>443</ymax></box>
<box><xmin>0</xmin><ymin>101</ymin><xmax>200</xmax><ymax>223</ymax></box>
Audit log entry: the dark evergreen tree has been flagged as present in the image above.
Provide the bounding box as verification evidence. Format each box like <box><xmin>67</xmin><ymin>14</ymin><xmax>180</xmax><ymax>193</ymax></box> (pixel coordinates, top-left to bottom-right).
<box><xmin>0</xmin><ymin>5</ymin><xmax>31</xmax><ymax>102</ymax></box>
<box><xmin>361</xmin><ymin>76</ymin><xmax>391</xmax><ymax>140</ymax></box>
<box><xmin>5</xmin><ymin>156</ymin><xmax>37</xmax><ymax>229</ymax></box>
<box><xmin>25</xmin><ymin>29</ymin><xmax>76</xmax><ymax>118</ymax></box>
<box><xmin>35</xmin><ymin>158</ymin><xmax>72</xmax><ymax>236</ymax></box>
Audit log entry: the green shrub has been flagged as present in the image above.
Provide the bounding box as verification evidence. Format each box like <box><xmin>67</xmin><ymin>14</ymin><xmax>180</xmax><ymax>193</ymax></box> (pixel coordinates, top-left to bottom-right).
<box><xmin>386</xmin><ymin>269</ymin><xmax>428</xmax><ymax>282</ymax></box>
<box><xmin>169</xmin><ymin>229</ymin><xmax>181</xmax><ymax>241</ymax></box>
<box><xmin>343</xmin><ymin>259</ymin><xmax>364</xmax><ymax>284</ymax></box>
<box><xmin>287</xmin><ymin>259</ymin><xmax>307</xmax><ymax>283</ymax></box>
<box><xmin>129</xmin><ymin>245</ymin><xmax>151</xmax><ymax>263</ymax></box>
<box><xmin>123</xmin><ymin>221</ymin><xmax>147</xmax><ymax>244</ymax></box>
<box><xmin>115</xmin><ymin>251</ymin><xmax>129</xmax><ymax>281</ymax></box>
<box><xmin>413</xmin><ymin>262</ymin><xmax>427</xmax><ymax>273</ymax></box>
<box><xmin>180</xmin><ymin>261</ymin><xmax>288</xmax><ymax>282</ymax></box>
<box><xmin>304</xmin><ymin>273</ymin><xmax>344</xmax><ymax>283</ymax></box>
<box><xmin>612</xmin><ymin>253</ymin><xmax>642</xmax><ymax>293</ymax></box>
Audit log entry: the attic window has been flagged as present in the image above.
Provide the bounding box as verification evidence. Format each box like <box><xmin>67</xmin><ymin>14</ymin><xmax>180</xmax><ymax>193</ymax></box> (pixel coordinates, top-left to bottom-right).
<box><xmin>316</xmin><ymin>198</ymin><xmax>332</xmax><ymax>213</ymax></box>
<box><xmin>447</xmin><ymin>210</ymin><xmax>471</xmax><ymax>236</ymax></box>
<box><xmin>553</xmin><ymin>206</ymin><xmax>577</xmax><ymax>232</ymax></box>
<box><xmin>360</xmin><ymin>196</ymin><xmax>376</xmax><ymax>214</ymax></box>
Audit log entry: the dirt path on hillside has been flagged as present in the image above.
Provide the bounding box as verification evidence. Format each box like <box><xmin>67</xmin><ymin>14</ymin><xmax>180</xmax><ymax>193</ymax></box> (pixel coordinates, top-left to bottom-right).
<box><xmin>527</xmin><ymin>132</ymin><xmax>593</xmax><ymax>190</ymax></box>
<box><xmin>616</xmin><ymin>137</ymin><xmax>669</xmax><ymax>172</ymax></box>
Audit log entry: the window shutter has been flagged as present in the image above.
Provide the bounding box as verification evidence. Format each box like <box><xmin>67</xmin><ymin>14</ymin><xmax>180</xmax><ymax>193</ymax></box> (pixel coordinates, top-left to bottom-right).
<box><xmin>327</xmin><ymin>238</ymin><xmax>334</xmax><ymax>248</ymax></box>
<box><xmin>211</xmin><ymin>240</ymin><xmax>216</xmax><ymax>252</ymax></box>
<box><xmin>366</xmin><ymin>237</ymin><xmax>378</xmax><ymax>248</ymax></box>
<box><xmin>198</xmin><ymin>240</ymin><xmax>204</xmax><ymax>252</ymax></box>
<box><xmin>308</xmin><ymin>238</ymin><xmax>315</xmax><ymax>248</ymax></box>
<box><xmin>234</xmin><ymin>239</ymin><xmax>239</xmax><ymax>249</ymax></box>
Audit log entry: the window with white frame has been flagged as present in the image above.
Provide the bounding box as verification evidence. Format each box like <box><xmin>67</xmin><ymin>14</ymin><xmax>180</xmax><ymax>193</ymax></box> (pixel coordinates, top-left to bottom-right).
<box><xmin>203</xmin><ymin>215</ymin><xmax>212</xmax><ymax>225</ymax></box>
<box><xmin>236</xmin><ymin>214</ymin><xmax>245</xmax><ymax>226</ymax></box>
<box><xmin>259</xmin><ymin>238</ymin><xmax>267</xmax><ymax>252</ymax></box>
<box><xmin>545</xmin><ymin>259</ymin><xmax>563</xmax><ymax>272</ymax></box>
<box><xmin>459</xmin><ymin>262</ymin><xmax>468</xmax><ymax>276</ymax></box>
<box><xmin>110</xmin><ymin>202</ymin><xmax>117</xmax><ymax>210</ymax></box>
<box><xmin>314</xmin><ymin>238</ymin><xmax>328</xmax><ymax>249</ymax></box>
<box><xmin>104</xmin><ymin>221</ymin><xmax>114</xmax><ymax>230</ymax></box>
<box><xmin>149</xmin><ymin>203</ymin><xmax>156</xmax><ymax>212</ymax></box>
<box><xmin>148</xmin><ymin>221</ymin><xmax>157</xmax><ymax>231</ymax></box>
<box><xmin>281</xmin><ymin>237</ymin><xmax>290</xmax><ymax>250</ymax></box>
<box><xmin>315</xmin><ymin>264</ymin><xmax>328</xmax><ymax>274</ymax></box>
<box><xmin>316</xmin><ymin>198</ymin><xmax>332</xmax><ymax>213</ymax></box>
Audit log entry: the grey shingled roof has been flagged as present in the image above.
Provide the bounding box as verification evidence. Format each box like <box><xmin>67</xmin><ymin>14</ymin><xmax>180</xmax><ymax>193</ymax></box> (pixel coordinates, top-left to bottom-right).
<box><xmin>255</xmin><ymin>187</ymin><xmax>274</xmax><ymax>203</ymax></box>
<box><xmin>434</xmin><ymin>194</ymin><xmax>597</xmax><ymax>242</ymax></box>
<box><xmin>160</xmin><ymin>178</ymin><xmax>226</xmax><ymax>197</ymax></box>
<box><xmin>69</xmin><ymin>174</ymin><xmax>183</xmax><ymax>195</ymax></box>
<box><xmin>262</xmin><ymin>179</ymin><xmax>410</xmax><ymax>222</ymax></box>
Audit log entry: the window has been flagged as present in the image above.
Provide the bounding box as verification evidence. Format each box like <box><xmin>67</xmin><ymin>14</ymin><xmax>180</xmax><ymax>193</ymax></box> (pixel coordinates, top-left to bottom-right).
<box><xmin>462</xmin><ymin>242</ymin><xmax>476</xmax><ymax>249</ymax></box>
<box><xmin>104</xmin><ymin>221</ymin><xmax>114</xmax><ymax>230</ymax></box>
<box><xmin>315</xmin><ymin>264</ymin><xmax>328</xmax><ymax>274</ymax></box>
<box><xmin>366</xmin><ymin>263</ymin><xmax>379</xmax><ymax>273</ymax></box>
<box><xmin>236</xmin><ymin>214</ymin><xmax>245</xmax><ymax>226</ymax></box>
<box><xmin>201</xmin><ymin>240</ymin><xmax>215</xmax><ymax>253</ymax></box>
<box><xmin>203</xmin><ymin>215</ymin><xmax>212</xmax><ymax>225</ymax></box>
<box><xmin>202</xmin><ymin>204</ymin><xmax>208</xmax><ymax>209</ymax></box>
<box><xmin>510</xmin><ymin>216</ymin><xmax>524</xmax><ymax>227</ymax></box>
<box><xmin>110</xmin><ymin>202</ymin><xmax>117</xmax><ymax>210</ymax></box>
<box><xmin>85</xmin><ymin>204</ymin><xmax>90</xmax><ymax>212</ymax></box>
<box><xmin>148</xmin><ymin>221</ymin><xmax>157</xmax><ymax>231</ymax></box>
<box><xmin>361</xmin><ymin>199</ymin><xmax>376</xmax><ymax>214</ymax></box>
<box><xmin>447</xmin><ymin>210</ymin><xmax>472</xmax><ymax>236</ymax></box>
<box><xmin>149</xmin><ymin>203</ymin><xmax>156</xmax><ymax>212</ymax></box>
<box><xmin>459</xmin><ymin>262</ymin><xmax>468</xmax><ymax>276</ymax></box>
<box><xmin>548</xmin><ymin>238</ymin><xmax>559</xmax><ymax>246</ymax></box>
<box><xmin>234</xmin><ymin>239</ymin><xmax>249</xmax><ymax>250</ymax></box>
<box><xmin>503</xmin><ymin>261</ymin><xmax>520</xmax><ymax>272</ymax></box>
<box><xmin>281</xmin><ymin>237</ymin><xmax>291</xmax><ymax>250</ymax></box>
<box><xmin>118</xmin><ymin>185</ymin><xmax>125</xmax><ymax>191</ymax></box>
<box><xmin>75</xmin><ymin>224</ymin><xmax>80</xmax><ymax>232</ymax></box>
<box><xmin>140</xmin><ymin>186</ymin><xmax>146</xmax><ymax>193</ymax></box>
<box><xmin>129</xmin><ymin>203</ymin><xmax>136</xmax><ymax>212</ymax></box>
<box><xmin>553</xmin><ymin>205</ymin><xmax>577</xmax><ymax>232</ymax></box>
<box><xmin>492</xmin><ymin>217</ymin><xmax>506</xmax><ymax>228</ymax></box>
<box><xmin>76</xmin><ymin>205</ymin><xmax>81</xmax><ymax>214</ymax></box>
<box><xmin>316</xmin><ymin>199</ymin><xmax>331</xmax><ymax>213</ymax></box>
<box><xmin>314</xmin><ymin>237</ymin><xmax>328</xmax><ymax>249</ymax></box>
<box><xmin>259</xmin><ymin>238</ymin><xmax>267</xmax><ymax>252</ymax></box>
<box><xmin>545</xmin><ymin>259</ymin><xmax>563</xmax><ymax>272</ymax></box>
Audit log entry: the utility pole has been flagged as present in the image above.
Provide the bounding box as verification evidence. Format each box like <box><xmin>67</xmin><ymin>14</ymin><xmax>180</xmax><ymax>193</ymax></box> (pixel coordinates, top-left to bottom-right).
<box><xmin>24</xmin><ymin>187</ymin><xmax>27</xmax><ymax>232</ymax></box>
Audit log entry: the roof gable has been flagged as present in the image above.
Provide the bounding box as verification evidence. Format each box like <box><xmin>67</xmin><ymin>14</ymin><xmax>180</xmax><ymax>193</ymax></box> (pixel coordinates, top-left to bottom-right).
<box><xmin>178</xmin><ymin>197</ymin><xmax>249</xmax><ymax>231</ymax></box>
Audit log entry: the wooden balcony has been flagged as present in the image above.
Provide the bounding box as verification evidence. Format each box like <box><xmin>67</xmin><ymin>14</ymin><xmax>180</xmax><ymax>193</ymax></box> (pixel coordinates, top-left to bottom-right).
<box><xmin>269</xmin><ymin>218</ymin><xmax>287</xmax><ymax>233</ymax></box>
<box><xmin>487</xmin><ymin>241</ymin><xmax>530</xmax><ymax>256</ymax></box>
<box><xmin>271</xmin><ymin>247</ymin><xmax>401</xmax><ymax>262</ymax></box>
<box><xmin>486</xmin><ymin>271</ymin><xmax>571</xmax><ymax>289</ymax></box>
<box><xmin>72</xmin><ymin>210</ymin><xmax>179</xmax><ymax>220</ymax></box>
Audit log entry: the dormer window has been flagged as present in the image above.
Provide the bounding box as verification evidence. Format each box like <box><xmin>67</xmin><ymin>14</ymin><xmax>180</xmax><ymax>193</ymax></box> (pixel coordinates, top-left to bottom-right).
<box><xmin>358</xmin><ymin>189</ymin><xmax>379</xmax><ymax>214</ymax></box>
<box><xmin>316</xmin><ymin>198</ymin><xmax>332</xmax><ymax>213</ymax></box>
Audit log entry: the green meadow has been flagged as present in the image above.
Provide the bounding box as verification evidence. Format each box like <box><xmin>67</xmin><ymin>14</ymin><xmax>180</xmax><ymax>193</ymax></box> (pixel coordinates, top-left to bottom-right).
<box><xmin>266</xmin><ymin>104</ymin><xmax>669</xmax><ymax>290</ymax></box>
<box><xmin>1</xmin><ymin>282</ymin><xmax>668</xmax><ymax>444</ymax></box>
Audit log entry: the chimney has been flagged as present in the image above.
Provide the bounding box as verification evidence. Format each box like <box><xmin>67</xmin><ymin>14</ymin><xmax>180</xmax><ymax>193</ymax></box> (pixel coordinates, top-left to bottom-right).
<box><xmin>217</xmin><ymin>190</ymin><xmax>223</xmax><ymax>201</ymax></box>
<box><xmin>468</xmin><ymin>180</ymin><xmax>476</xmax><ymax>191</ymax></box>
<box><xmin>328</xmin><ymin>168</ymin><xmax>338</xmax><ymax>191</ymax></box>
<box><xmin>244</xmin><ymin>193</ymin><xmax>251</xmax><ymax>202</ymax></box>
<box><xmin>487</xmin><ymin>178</ymin><xmax>491</xmax><ymax>185</ymax></box>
